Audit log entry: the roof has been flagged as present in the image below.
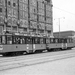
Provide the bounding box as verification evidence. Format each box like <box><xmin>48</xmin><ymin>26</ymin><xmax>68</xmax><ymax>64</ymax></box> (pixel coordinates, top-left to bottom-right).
<box><xmin>53</xmin><ymin>31</ymin><xmax>75</xmax><ymax>38</ymax></box>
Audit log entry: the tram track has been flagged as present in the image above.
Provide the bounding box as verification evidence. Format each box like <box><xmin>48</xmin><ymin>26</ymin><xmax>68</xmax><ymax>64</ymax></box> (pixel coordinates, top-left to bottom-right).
<box><xmin>0</xmin><ymin>50</ymin><xmax>72</xmax><ymax>63</ymax></box>
<box><xmin>0</xmin><ymin>49</ymin><xmax>75</xmax><ymax>71</ymax></box>
<box><xmin>0</xmin><ymin>49</ymin><xmax>74</xmax><ymax>63</ymax></box>
<box><xmin>0</xmin><ymin>49</ymin><xmax>74</xmax><ymax>62</ymax></box>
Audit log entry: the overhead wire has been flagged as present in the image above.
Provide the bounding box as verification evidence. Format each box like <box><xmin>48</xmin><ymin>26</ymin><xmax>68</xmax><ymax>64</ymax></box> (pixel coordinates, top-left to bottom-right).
<box><xmin>53</xmin><ymin>6</ymin><xmax>75</xmax><ymax>16</ymax></box>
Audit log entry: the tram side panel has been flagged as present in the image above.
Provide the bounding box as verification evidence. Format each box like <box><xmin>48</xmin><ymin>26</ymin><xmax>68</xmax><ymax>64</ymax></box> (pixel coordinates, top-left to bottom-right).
<box><xmin>0</xmin><ymin>35</ymin><xmax>34</xmax><ymax>54</ymax></box>
<box><xmin>47</xmin><ymin>43</ymin><xmax>62</xmax><ymax>50</ymax></box>
<box><xmin>46</xmin><ymin>38</ymin><xmax>63</xmax><ymax>51</ymax></box>
<box><xmin>67</xmin><ymin>38</ymin><xmax>75</xmax><ymax>49</ymax></box>
<box><xmin>32</xmin><ymin>37</ymin><xmax>46</xmax><ymax>52</ymax></box>
<box><xmin>33</xmin><ymin>44</ymin><xmax>46</xmax><ymax>52</ymax></box>
<box><xmin>0</xmin><ymin>44</ymin><xmax>33</xmax><ymax>54</ymax></box>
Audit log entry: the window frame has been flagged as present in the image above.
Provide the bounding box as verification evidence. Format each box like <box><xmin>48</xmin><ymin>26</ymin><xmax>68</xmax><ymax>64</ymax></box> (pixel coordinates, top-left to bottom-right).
<box><xmin>6</xmin><ymin>35</ymin><xmax>12</xmax><ymax>44</ymax></box>
<box><xmin>0</xmin><ymin>8</ymin><xmax>2</xmax><ymax>13</ymax></box>
<box><xmin>46</xmin><ymin>38</ymin><xmax>50</xmax><ymax>44</ymax></box>
<box><xmin>0</xmin><ymin>35</ymin><xmax>2</xmax><ymax>44</ymax></box>
<box><xmin>26</xmin><ymin>36</ymin><xmax>32</xmax><ymax>44</ymax></box>
<box><xmin>32</xmin><ymin>37</ymin><xmax>40</xmax><ymax>44</ymax></box>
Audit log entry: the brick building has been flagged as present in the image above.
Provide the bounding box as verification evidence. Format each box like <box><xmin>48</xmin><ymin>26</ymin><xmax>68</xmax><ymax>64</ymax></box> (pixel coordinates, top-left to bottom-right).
<box><xmin>0</xmin><ymin>0</ymin><xmax>53</xmax><ymax>37</ymax></box>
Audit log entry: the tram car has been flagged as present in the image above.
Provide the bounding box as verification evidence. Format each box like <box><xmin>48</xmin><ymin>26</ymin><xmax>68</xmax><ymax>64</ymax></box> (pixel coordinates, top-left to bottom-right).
<box><xmin>0</xmin><ymin>34</ymin><xmax>75</xmax><ymax>56</ymax></box>
<box><xmin>0</xmin><ymin>34</ymin><xmax>46</xmax><ymax>56</ymax></box>
<box><xmin>46</xmin><ymin>38</ymin><xmax>74</xmax><ymax>51</ymax></box>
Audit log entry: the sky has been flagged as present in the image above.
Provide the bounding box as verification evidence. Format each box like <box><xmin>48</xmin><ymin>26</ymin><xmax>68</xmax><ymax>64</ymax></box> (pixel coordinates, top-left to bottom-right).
<box><xmin>53</xmin><ymin>0</ymin><xmax>75</xmax><ymax>32</ymax></box>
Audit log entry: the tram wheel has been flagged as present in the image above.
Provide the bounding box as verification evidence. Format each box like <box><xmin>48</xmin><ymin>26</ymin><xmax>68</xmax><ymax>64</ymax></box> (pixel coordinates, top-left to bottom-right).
<box><xmin>23</xmin><ymin>51</ymin><xmax>27</xmax><ymax>55</ymax></box>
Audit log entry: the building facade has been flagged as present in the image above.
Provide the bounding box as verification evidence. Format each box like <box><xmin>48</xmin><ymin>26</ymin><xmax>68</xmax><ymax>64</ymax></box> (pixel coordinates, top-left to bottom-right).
<box><xmin>0</xmin><ymin>0</ymin><xmax>53</xmax><ymax>37</ymax></box>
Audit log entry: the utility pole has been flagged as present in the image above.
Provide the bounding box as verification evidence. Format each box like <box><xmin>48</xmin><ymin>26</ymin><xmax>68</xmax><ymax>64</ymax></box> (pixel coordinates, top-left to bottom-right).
<box><xmin>54</xmin><ymin>17</ymin><xmax>65</xmax><ymax>38</ymax></box>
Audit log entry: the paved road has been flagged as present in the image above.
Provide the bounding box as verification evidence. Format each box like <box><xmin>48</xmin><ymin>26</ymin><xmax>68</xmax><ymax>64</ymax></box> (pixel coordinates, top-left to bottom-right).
<box><xmin>0</xmin><ymin>52</ymin><xmax>75</xmax><ymax>75</ymax></box>
<box><xmin>0</xmin><ymin>49</ymin><xmax>75</xmax><ymax>72</ymax></box>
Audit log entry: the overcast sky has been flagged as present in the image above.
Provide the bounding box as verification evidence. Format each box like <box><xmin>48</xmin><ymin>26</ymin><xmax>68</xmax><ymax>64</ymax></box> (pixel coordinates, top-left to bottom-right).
<box><xmin>53</xmin><ymin>0</ymin><xmax>75</xmax><ymax>32</ymax></box>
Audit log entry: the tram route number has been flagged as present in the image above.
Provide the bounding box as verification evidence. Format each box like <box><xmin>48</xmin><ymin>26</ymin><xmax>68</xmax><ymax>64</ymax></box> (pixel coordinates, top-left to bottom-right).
<box><xmin>0</xmin><ymin>45</ymin><xmax>3</xmax><ymax>50</ymax></box>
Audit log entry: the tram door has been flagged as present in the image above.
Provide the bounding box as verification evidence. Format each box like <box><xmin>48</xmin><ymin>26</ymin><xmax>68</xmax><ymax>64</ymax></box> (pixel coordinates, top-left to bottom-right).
<box><xmin>26</xmin><ymin>37</ymin><xmax>33</xmax><ymax>53</ymax></box>
<box><xmin>32</xmin><ymin>37</ymin><xmax>40</xmax><ymax>52</ymax></box>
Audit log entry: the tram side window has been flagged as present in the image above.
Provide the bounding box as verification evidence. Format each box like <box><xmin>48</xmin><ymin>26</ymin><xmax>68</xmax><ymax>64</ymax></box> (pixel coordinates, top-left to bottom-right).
<box><xmin>6</xmin><ymin>36</ymin><xmax>12</xmax><ymax>44</ymax></box>
<box><xmin>55</xmin><ymin>39</ymin><xmax>58</xmax><ymax>43</ymax></box>
<box><xmin>33</xmin><ymin>38</ymin><xmax>40</xmax><ymax>44</ymax></box>
<box><xmin>20</xmin><ymin>37</ymin><xmax>26</xmax><ymax>44</ymax></box>
<box><xmin>67</xmin><ymin>39</ymin><xmax>69</xmax><ymax>43</ymax></box>
<box><xmin>12</xmin><ymin>36</ymin><xmax>15</xmax><ymax>44</ymax></box>
<box><xmin>40</xmin><ymin>38</ymin><xmax>44</xmax><ymax>44</ymax></box>
<box><xmin>70</xmin><ymin>39</ymin><xmax>72</xmax><ymax>43</ymax></box>
<box><xmin>12</xmin><ymin>36</ymin><xmax>20</xmax><ymax>44</ymax></box>
<box><xmin>26</xmin><ymin>37</ymin><xmax>32</xmax><ymax>44</ymax></box>
<box><xmin>46</xmin><ymin>38</ymin><xmax>50</xmax><ymax>44</ymax></box>
<box><xmin>16</xmin><ymin>37</ymin><xmax>20</xmax><ymax>44</ymax></box>
<box><xmin>2</xmin><ymin>36</ymin><xmax>6</xmax><ymax>44</ymax></box>
<box><xmin>50</xmin><ymin>38</ymin><xmax>54</xmax><ymax>43</ymax></box>
<box><xmin>58</xmin><ymin>39</ymin><xmax>60</xmax><ymax>43</ymax></box>
<box><xmin>59</xmin><ymin>39</ymin><xmax>64</xmax><ymax>43</ymax></box>
<box><xmin>0</xmin><ymin>36</ymin><xmax>2</xmax><ymax>44</ymax></box>
<box><xmin>71</xmin><ymin>39</ymin><xmax>73</xmax><ymax>43</ymax></box>
<box><xmin>43</xmin><ymin>38</ymin><xmax>46</xmax><ymax>44</ymax></box>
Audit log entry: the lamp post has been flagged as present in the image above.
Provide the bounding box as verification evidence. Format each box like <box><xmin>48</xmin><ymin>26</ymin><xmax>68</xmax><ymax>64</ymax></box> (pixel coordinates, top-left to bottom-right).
<box><xmin>54</xmin><ymin>17</ymin><xmax>65</xmax><ymax>38</ymax></box>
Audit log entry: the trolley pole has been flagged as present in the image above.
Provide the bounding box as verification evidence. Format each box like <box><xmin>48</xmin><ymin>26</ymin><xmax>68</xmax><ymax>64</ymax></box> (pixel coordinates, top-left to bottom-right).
<box><xmin>54</xmin><ymin>17</ymin><xmax>65</xmax><ymax>38</ymax></box>
<box><xmin>58</xmin><ymin>18</ymin><xmax>60</xmax><ymax>38</ymax></box>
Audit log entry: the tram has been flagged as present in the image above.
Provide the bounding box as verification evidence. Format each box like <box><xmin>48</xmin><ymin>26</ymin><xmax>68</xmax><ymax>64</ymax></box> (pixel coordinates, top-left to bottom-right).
<box><xmin>0</xmin><ymin>34</ymin><xmax>74</xmax><ymax>56</ymax></box>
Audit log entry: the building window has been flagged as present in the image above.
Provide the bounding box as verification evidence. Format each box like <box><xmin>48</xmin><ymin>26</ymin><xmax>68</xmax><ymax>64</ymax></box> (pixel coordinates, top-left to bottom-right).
<box><xmin>13</xmin><ymin>3</ymin><xmax>16</xmax><ymax>7</ymax></box>
<box><xmin>0</xmin><ymin>8</ymin><xmax>2</xmax><ymax>12</ymax></box>
<box><xmin>0</xmin><ymin>0</ymin><xmax>2</xmax><ymax>4</ymax></box>
<box><xmin>8</xmin><ymin>1</ymin><xmax>11</xmax><ymax>5</ymax></box>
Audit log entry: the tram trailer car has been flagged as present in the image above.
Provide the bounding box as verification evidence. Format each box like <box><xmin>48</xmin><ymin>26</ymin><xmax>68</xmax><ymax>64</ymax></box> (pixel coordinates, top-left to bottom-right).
<box><xmin>46</xmin><ymin>38</ymin><xmax>75</xmax><ymax>51</ymax></box>
<box><xmin>65</xmin><ymin>38</ymin><xmax>75</xmax><ymax>49</ymax></box>
<box><xmin>0</xmin><ymin>34</ymin><xmax>75</xmax><ymax>56</ymax></box>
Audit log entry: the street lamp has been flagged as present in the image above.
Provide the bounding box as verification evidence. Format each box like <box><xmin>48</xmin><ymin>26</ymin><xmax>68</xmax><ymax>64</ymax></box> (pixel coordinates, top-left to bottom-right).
<box><xmin>54</xmin><ymin>17</ymin><xmax>65</xmax><ymax>38</ymax></box>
